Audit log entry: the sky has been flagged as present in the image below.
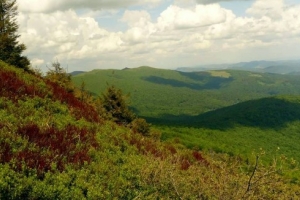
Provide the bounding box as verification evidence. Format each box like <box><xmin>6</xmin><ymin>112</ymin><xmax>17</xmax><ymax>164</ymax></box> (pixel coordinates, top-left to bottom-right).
<box><xmin>16</xmin><ymin>0</ymin><xmax>300</xmax><ymax>72</ymax></box>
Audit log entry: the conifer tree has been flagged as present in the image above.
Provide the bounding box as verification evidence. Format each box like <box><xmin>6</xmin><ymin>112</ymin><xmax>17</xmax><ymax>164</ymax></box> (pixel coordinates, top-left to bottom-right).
<box><xmin>0</xmin><ymin>0</ymin><xmax>30</xmax><ymax>70</ymax></box>
<box><xmin>101</xmin><ymin>85</ymin><xmax>135</xmax><ymax>125</ymax></box>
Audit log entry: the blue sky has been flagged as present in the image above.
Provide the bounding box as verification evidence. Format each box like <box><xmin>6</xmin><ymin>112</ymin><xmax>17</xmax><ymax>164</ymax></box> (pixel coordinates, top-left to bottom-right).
<box><xmin>219</xmin><ymin>1</ymin><xmax>253</xmax><ymax>16</ymax></box>
<box><xmin>16</xmin><ymin>0</ymin><xmax>300</xmax><ymax>72</ymax></box>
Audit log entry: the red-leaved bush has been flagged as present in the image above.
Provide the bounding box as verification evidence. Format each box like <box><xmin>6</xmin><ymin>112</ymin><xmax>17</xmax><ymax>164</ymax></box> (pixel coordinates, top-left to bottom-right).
<box><xmin>0</xmin><ymin>68</ymin><xmax>100</xmax><ymax>123</ymax></box>
<box><xmin>0</xmin><ymin>70</ymin><xmax>46</xmax><ymax>100</ymax></box>
<box><xmin>46</xmin><ymin>80</ymin><xmax>100</xmax><ymax>123</ymax></box>
<box><xmin>0</xmin><ymin>123</ymin><xmax>98</xmax><ymax>175</ymax></box>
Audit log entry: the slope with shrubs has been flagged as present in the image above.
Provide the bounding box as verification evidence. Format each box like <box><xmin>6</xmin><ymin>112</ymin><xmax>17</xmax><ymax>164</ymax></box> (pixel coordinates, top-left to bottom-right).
<box><xmin>1</xmin><ymin>61</ymin><xmax>300</xmax><ymax>199</ymax></box>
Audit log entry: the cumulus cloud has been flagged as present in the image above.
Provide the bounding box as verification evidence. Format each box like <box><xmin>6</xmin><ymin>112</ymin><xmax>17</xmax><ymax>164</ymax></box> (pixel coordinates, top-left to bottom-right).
<box><xmin>17</xmin><ymin>0</ymin><xmax>300</xmax><ymax>71</ymax></box>
<box><xmin>247</xmin><ymin>0</ymin><xmax>284</xmax><ymax>19</ymax></box>
<box><xmin>121</xmin><ymin>10</ymin><xmax>152</xmax><ymax>27</ymax></box>
<box><xmin>18</xmin><ymin>0</ymin><xmax>162</xmax><ymax>13</ymax></box>
<box><xmin>157</xmin><ymin>4</ymin><xmax>231</xmax><ymax>30</ymax></box>
<box><xmin>18</xmin><ymin>10</ymin><xmax>125</xmax><ymax>70</ymax></box>
<box><xmin>195</xmin><ymin>0</ymin><xmax>251</xmax><ymax>5</ymax></box>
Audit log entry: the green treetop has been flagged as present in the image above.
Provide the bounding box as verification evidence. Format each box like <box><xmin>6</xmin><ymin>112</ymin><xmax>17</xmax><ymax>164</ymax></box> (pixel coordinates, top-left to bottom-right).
<box><xmin>0</xmin><ymin>0</ymin><xmax>30</xmax><ymax>70</ymax></box>
<box><xmin>101</xmin><ymin>85</ymin><xmax>135</xmax><ymax>125</ymax></box>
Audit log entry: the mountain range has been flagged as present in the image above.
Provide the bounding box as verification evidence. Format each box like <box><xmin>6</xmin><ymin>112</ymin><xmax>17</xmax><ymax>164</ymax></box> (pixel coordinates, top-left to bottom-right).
<box><xmin>72</xmin><ymin>66</ymin><xmax>300</xmax><ymax>118</ymax></box>
<box><xmin>177</xmin><ymin>60</ymin><xmax>300</xmax><ymax>74</ymax></box>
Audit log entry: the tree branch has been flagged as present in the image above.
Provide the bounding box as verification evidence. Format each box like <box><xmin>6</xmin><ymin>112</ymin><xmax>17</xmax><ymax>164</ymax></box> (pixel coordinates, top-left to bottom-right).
<box><xmin>243</xmin><ymin>155</ymin><xmax>259</xmax><ymax>198</ymax></box>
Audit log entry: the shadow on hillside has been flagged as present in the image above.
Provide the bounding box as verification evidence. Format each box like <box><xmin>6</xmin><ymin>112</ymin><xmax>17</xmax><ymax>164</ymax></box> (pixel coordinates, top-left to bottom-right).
<box><xmin>142</xmin><ymin>75</ymin><xmax>233</xmax><ymax>90</ymax></box>
<box><xmin>144</xmin><ymin>97</ymin><xmax>300</xmax><ymax>130</ymax></box>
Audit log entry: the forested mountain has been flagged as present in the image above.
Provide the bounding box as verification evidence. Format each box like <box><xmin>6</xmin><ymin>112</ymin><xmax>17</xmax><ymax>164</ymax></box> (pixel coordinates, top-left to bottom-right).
<box><xmin>72</xmin><ymin>66</ymin><xmax>300</xmax><ymax>118</ymax></box>
<box><xmin>159</xmin><ymin>96</ymin><xmax>300</xmax><ymax>167</ymax></box>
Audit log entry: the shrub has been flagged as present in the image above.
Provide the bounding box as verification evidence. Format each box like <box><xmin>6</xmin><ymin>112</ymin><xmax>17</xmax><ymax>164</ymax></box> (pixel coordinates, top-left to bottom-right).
<box><xmin>130</xmin><ymin>118</ymin><xmax>151</xmax><ymax>136</ymax></box>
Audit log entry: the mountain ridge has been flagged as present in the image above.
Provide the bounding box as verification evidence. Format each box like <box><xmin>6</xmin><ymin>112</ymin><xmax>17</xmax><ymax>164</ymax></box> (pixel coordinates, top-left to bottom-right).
<box><xmin>177</xmin><ymin>59</ymin><xmax>300</xmax><ymax>74</ymax></box>
<box><xmin>72</xmin><ymin>66</ymin><xmax>300</xmax><ymax>118</ymax></box>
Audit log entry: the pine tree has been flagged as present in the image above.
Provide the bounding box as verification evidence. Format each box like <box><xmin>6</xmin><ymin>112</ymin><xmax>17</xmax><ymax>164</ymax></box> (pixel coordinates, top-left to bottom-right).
<box><xmin>101</xmin><ymin>85</ymin><xmax>135</xmax><ymax>125</ymax></box>
<box><xmin>0</xmin><ymin>0</ymin><xmax>30</xmax><ymax>70</ymax></box>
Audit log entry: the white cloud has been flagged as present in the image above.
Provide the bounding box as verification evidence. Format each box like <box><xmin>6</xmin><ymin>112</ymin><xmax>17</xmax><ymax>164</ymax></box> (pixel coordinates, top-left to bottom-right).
<box><xmin>157</xmin><ymin>4</ymin><xmax>231</xmax><ymax>30</ymax></box>
<box><xmin>18</xmin><ymin>0</ymin><xmax>162</xmax><ymax>13</ymax></box>
<box><xmin>30</xmin><ymin>58</ymin><xmax>45</xmax><ymax>67</ymax></box>
<box><xmin>18</xmin><ymin>10</ymin><xmax>125</xmax><ymax>71</ymax></box>
<box><xmin>195</xmin><ymin>0</ymin><xmax>252</xmax><ymax>4</ymax></box>
<box><xmin>17</xmin><ymin>0</ymin><xmax>300</xmax><ymax>71</ymax></box>
<box><xmin>121</xmin><ymin>10</ymin><xmax>152</xmax><ymax>27</ymax></box>
<box><xmin>246</xmin><ymin>0</ymin><xmax>284</xmax><ymax>19</ymax></box>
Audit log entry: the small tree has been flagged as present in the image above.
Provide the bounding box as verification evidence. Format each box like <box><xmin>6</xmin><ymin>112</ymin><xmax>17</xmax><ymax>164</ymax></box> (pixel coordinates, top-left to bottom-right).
<box><xmin>45</xmin><ymin>61</ymin><xmax>73</xmax><ymax>92</ymax></box>
<box><xmin>130</xmin><ymin>118</ymin><xmax>151</xmax><ymax>136</ymax></box>
<box><xmin>0</xmin><ymin>0</ymin><xmax>30</xmax><ymax>70</ymax></box>
<box><xmin>101</xmin><ymin>85</ymin><xmax>135</xmax><ymax>125</ymax></box>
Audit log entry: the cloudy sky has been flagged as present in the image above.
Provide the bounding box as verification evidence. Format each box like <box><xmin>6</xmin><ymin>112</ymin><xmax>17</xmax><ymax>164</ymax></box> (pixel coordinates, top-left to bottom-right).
<box><xmin>16</xmin><ymin>0</ymin><xmax>300</xmax><ymax>72</ymax></box>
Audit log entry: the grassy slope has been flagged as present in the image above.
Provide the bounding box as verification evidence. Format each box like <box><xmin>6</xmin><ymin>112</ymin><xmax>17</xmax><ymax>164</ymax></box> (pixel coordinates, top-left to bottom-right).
<box><xmin>72</xmin><ymin>66</ymin><xmax>300</xmax><ymax>117</ymax></box>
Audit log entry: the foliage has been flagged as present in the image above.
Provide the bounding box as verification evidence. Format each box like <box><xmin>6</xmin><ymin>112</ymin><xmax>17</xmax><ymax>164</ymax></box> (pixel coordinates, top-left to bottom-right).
<box><xmin>130</xmin><ymin>118</ymin><xmax>151</xmax><ymax>136</ymax></box>
<box><xmin>1</xmin><ymin>62</ymin><xmax>300</xmax><ymax>199</ymax></box>
<box><xmin>45</xmin><ymin>61</ymin><xmax>71</xmax><ymax>89</ymax></box>
<box><xmin>72</xmin><ymin>67</ymin><xmax>300</xmax><ymax>118</ymax></box>
<box><xmin>158</xmin><ymin>95</ymin><xmax>300</xmax><ymax>170</ymax></box>
<box><xmin>72</xmin><ymin>66</ymin><xmax>300</xmax><ymax>174</ymax></box>
<box><xmin>0</xmin><ymin>0</ymin><xmax>30</xmax><ymax>70</ymax></box>
<box><xmin>100</xmin><ymin>85</ymin><xmax>135</xmax><ymax>125</ymax></box>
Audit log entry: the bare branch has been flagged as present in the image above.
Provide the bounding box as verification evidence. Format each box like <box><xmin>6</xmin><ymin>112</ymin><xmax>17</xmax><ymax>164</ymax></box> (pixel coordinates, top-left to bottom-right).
<box><xmin>243</xmin><ymin>155</ymin><xmax>259</xmax><ymax>198</ymax></box>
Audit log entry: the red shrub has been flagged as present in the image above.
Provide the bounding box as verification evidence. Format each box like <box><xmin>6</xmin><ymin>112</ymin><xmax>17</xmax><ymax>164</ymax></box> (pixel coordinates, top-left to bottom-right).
<box><xmin>180</xmin><ymin>159</ymin><xmax>191</xmax><ymax>170</ymax></box>
<box><xmin>15</xmin><ymin>123</ymin><xmax>98</xmax><ymax>173</ymax></box>
<box><xmin>0</xmin><ymin>142</ymin><xmax>13</xmax><ymax>163</ymax></box>
<box><xmin>192</xmin><ymin>151</ymin><xmax>209</xmax><ymax>166</ymax></box>
<box><xmin>0</xmin><ymin>70</ymin><xmax>46</xmax><ymax>100</ymax></box>
<box><xmin>46</xmin><ymin>81</ymin><xmax>100</xmax><ymax>123</ymax></box>
<box><xmin>166</xmin><ymin>144</ymin><xmax>177</xmax><ymax>155</ymax></box>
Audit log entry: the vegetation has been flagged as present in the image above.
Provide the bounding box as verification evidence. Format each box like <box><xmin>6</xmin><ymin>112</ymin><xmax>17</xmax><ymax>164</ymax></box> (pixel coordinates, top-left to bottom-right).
<box><xmin>0</xmin><ymin>0</ymin><xmax>30</xmax><ymax>70</ymax></box>
<box><xmin>1</xmin><ymin>61</ymin><xmax>300</xmax><ymax>198</ymax></box>
<box><xmin>1</xmin><ymin>5</ymin><xmax>300</xmax><ymax>197</ymax></box>
<box><xmin>72</xmin><ymin>66</ymin><xmax>300</xmax><ymax>179</ymax></box>
<box><xmin>100</xmin><ymin>85</ymin><xmax>135</xmax><ymax>125</ymax></box>
<box><xmin>72</xmin><ymin>67</ymin><xmax>300</xmax><ymax>118</ymax></box>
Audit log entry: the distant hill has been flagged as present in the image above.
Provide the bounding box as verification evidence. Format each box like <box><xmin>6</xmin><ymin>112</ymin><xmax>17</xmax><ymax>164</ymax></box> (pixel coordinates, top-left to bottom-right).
<box><xmin>191</xmin><ymin>96</ymin><xmax>300</xmax><ymax>129</ymax></box>
<box><xmin>72</xmin><ymin>66</ymin><xmax>300</xmax><ymax>118</ymax></box>
<box><xmin>159</xmin><ymin>96</ymin><xmax>300</xmax><ymax>165</ymax></box>
<box><xmin>178</xmin><ymin>60</ymin><xmax>300</xmax><ymax>74</ymax></box>
<box><xmin>69</xmin><ymin>70</ymin><xmax>86</xmax><ymax>76</ymax></box>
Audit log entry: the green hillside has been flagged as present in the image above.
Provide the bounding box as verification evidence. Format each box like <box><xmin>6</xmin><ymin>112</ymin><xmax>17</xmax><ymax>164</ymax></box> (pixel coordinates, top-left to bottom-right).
<box><xmin>72</xmin><ymin>67</ymin><xmax>300</xmax><ymax>118</ymax></box>
<box><xmin>4</xmin><ymin>62</ymin><xmax>300</xmax><ymax>198</ymax></box>
<box><xmin>159</xmin><ymin>96</ymin><xmax>300</xmax><ymax>166</ymax></box>
<box><xmin>72</xmin><ymin>67</ymin><xmax>300</xmax><ymax>174</ymax></box>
